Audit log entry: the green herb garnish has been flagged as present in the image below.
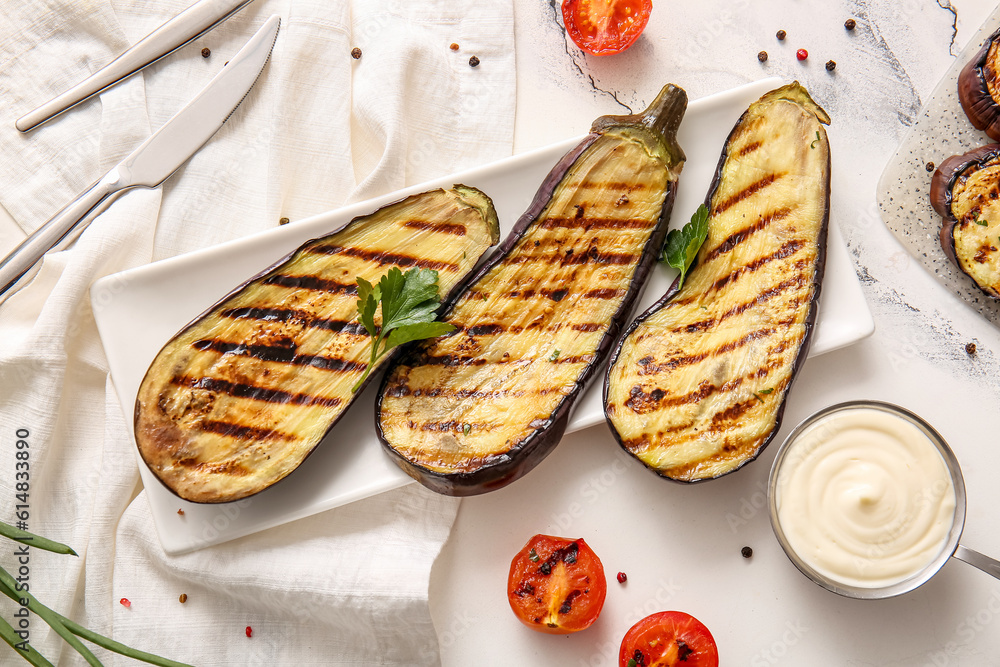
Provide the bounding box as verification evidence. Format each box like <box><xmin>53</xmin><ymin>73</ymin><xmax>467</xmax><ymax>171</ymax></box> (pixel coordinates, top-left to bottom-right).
<box><xmin>759</xmin><ymin>387</ymin><xmax>774</xmax><ymax>395</ymax></box>
<box><xmin>529</xmin><ymin>548</ymin><xmax>540</xmax><ymax>563</ymax></box>
<box><xmin>548</xmin><ymin>349</ymin><xmax>560</xmax><ymax>362</ymax></box>
<box><xmin>352</xmin><ymin>267</ymin><xmax>456</xmax><ymax>392</ymax></box>
<box><xmin>810</xmin><ymin>130</ymin><xmax>821</xmax><ymax>148</ymax></box>
<box><xmin>462</xmin><ymin>423</ymin><xmax>472</xmax><ymax>436</ymax></box>
<box><xmin>661</xmin><ymin>204</ymin><xmax>710</xmax><ymax>290</ymax></box>
<box><xmin>974</xmin><ymin>213</ymin><xmax>988</xmax><ymax>227</ymax></box>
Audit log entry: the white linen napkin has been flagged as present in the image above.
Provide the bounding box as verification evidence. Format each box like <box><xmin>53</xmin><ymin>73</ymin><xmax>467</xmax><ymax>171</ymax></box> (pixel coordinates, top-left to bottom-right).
<box><xmin>0</xmin><ymin>0</ymin><xmax>514</xmax><ymax>663</ymax></box>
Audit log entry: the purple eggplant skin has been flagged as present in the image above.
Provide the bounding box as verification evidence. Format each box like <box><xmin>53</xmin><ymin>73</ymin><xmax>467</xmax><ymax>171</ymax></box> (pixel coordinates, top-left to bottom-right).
<box><xmin>959</xmin><ymin>27</ymin><xmax>1000</xmax><ymax>141</ymax></box>
<box><xmin>375</xmin><ymin>84</ymin><xmax>689</xmax><ymax>496</ymax></box>
<box><xmin>603</xmin><ymin>82</ymin><xmax>831</xmax><ymax>484</ymax></box>
<box><xmin>133</xmin><ymin>185</ymin><xmax>500</xmax><ymax>504</ymax></box>
<box><xmin>930</xmin><ymin>144</ymin><xmax>1000</xmax><ymax>299</ymax></box>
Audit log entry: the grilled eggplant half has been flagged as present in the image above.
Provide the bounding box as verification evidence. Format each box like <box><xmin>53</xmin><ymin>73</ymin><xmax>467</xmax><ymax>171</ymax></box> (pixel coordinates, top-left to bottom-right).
<box><xmin>376</xmin><ymin>84</ymin><xmax>688</xmax><ymax>495</ymax></box>
<box><xmin>604</xmin><ymin>82</ymin><xmax>831</xmax><ymax>483</ymax></box>
<box><xmin>930</xmin><ymin>144</ymin><xmax>1000</xmax><ymax>299</ymax></box>
<box><xmin>958</xmin><ymin>27</ymin><xmax>1000</xmax><ymax>141</ymax></box>
<box><xmin>135</xmin><ymin>186</ymin><xmax>500</xmax><ymax>503</ymax></box>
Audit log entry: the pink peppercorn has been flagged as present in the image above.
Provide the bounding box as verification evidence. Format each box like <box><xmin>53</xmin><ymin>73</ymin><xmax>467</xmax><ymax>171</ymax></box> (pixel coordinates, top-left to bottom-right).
<box><xmin>796</xmin><ymin>49</ymin><xmax>808</xmax><ymax>61</ymax></box>
<box><xmin>119</xmin><ymin>598</ymin><xmax>131</xmax><ymax>608</ymax></box>
<box><xmin>246</xmin><ymin>626</ymin><xmax>253</xmax><ymax>638</ymax></box>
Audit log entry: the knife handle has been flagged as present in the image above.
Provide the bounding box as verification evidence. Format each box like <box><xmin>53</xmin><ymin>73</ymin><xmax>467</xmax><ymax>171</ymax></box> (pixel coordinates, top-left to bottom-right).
<box><xmin>15</xmin><ymin>0</ymin><xmax>256</xmax><ymax>132</ymax></box>
<box><xmin>0</xmin><ymin>171</ymin><xmax>125</xmax><ymax>302</ymax></box>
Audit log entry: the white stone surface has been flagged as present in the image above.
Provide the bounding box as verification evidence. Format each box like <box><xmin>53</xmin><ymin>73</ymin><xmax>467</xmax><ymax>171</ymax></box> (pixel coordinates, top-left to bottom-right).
<box><xmin>431</xmin><ymin>0</ymin><xmax>1000</xmax><ymax>665</ymax></box>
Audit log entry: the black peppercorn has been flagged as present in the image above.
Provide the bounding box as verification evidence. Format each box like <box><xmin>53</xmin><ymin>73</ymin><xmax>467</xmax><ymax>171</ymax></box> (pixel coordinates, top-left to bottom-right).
<box><xmin>776</xmin><ymin>29</ymin><xmax>786</xmax><ymax>41</ymax></box>
<box><xmin>741</xmin><ymin>546</ymin><xmax>753</xmax><ymax>558</ymax></box>
<box><xmin>469</xmin><ymin>55</ymin><xmax>480</xmax><ymax>67</ymax></box>
<box><xmin>279</xmin><ymin>217</ymin><xmax>290</xmax><ymax>226</ymax></box>
<box><xmin>351</xmin><ymin>47</ymin><xmax>362</xmax><ymax>59</ymax></box>
<box><xmin>966</xmin><ymin>342</ymin><xmax>977</xmax><ymax>356</ymax></box>
<box><xmin>845</xmin><ymin>18</ymin><xmax>856</xmax><ymax>30</ymax></box>
<box><xmin>450</xmin><ymin>43</ymin><xmax>459</xmax><ymax>51</ymax></box>
<box><xmin>201</xmin><ymin>47</ymin><xmax>211</xmax><ymax>58</ymax></box>
<box><xmin>826</xmin><ymin>60</ymin><xmax>836</xmax><ymax>72</ymax></box>
<box><xmin>926</xmin><ymin>162</ymin><xmax>936</xmax><ymax>173</ymax></box>
<box><xmin>758</xmin><ymin>51</ymin><xmax>768</xmax><ymax>63</ymax></box>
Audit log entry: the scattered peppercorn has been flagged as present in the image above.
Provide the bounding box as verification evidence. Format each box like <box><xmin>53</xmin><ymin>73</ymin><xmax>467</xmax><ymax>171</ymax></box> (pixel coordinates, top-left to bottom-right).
<box><xmin>201</xmin><ymin>47</ymin><xmax>211</xmax><ymax>58</ymax></box>
<box><xmin>617</xmin><ymin>571</ymin><xmax>627</xmax><ymax>584</ymax></box>
<box><xmin>279</xmin><ymin>217</ymin><xmax>290</xmax><ymax>225</ymax></box>
<box><xmin>176</xmin><ymin>508</ymin><xmax>184</xmax><ymax>516</ymax></box>
<box><xmin>741</xmin><ymin>546</ymin><xmax>753</xmax><ymax>558</ymax></box>
<box><xmin>120</xmin><ymin>598</ymin><xmax>131</xmax><ymax>608</ymax></box>
<box><xmin>926</xmin><ymin>161</ymin><xmax>936</xmax><ymax>173</ymax></box>
<box><xmin>351</xmin><ymin>47</ymin><xmax>362</xmax><ymax>59</ymax></box>
<box><xmin>826</xmin><ymin>60</ymin><xmax>836</xmax><ymax>72</ymax></box>
<box><xmin>797</xmin><ymin>49</ymin><xmax>808</xmax><ymax>61</ymax></box>
<box><xmin>246</xmin><ymin>626</ymin><xmax>253</xmax><ymax>638</ymax></box>
<box><xmin>776</xmin><ymin>30</ymin><xmax>786</xmax><ymax>41</ymax></box>
<box><xmin>179</xmin><ymin>594</ymin><xmax>188</xmax><ymax>604</ymax></box>
<box><xmin>758</xmin><ymin>51</ymin><xmax>768</xmax><ymax>63</ymax></box>
<box><xmin>450</xmin><ymin>43</ymin><xmax>460</xmax><ymax>51</ymax></box>
<box><xmin>845</xmin><ymin>18</ymin><xmax>856</xmax><ymax>30</ymax></box>
<box><xmin>966</xmin><ymin>342</ymin><xmax>977</xmax><ymax>356</ymax></box>
<box><xmin>469</xmin><ymin>55</ymin><xmax>480</xmax><ymax>68</ymax></box>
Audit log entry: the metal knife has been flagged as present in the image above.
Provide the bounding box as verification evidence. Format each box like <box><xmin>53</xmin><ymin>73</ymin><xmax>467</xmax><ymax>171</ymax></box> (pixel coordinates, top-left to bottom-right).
<box><xmin>16</xmin><ymin>0</ymin><xmax>258</xmax><ymax>132</ymax></box>
<box><xmin>0</xmin><ymin>15</ymin><xmax>280</xmax><ymax>303</ymax></box>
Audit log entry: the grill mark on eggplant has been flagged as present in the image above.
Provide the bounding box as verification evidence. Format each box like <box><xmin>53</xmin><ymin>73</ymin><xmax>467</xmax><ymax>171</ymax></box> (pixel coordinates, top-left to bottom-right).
<box><xmin>172</xmin><ymin>376</ymin><xmax>342</xmax><ymax>408</ymax></box>
<box><xmin>453</xmin><ymin>322</ymin><xmax>606</xmax><ymax>336</ymax></box>
<box><xmin>670</xmin><ymin>276</ymin><xmax>807</xmax><ymax>334</ymax></box>
<box><xmin>711</xmin><ymin>172</ymin><xmax>784</xmax><ymax>215</ymax></box>
<box><xmin>220</xmin><ymin>307</ymin><xmax>367</xmax><ymax>335</ymax></box>
<box><xmin>416</xmin><ymin>351</ymin><xmax>594</xmax><ymax>367</ymax></box>
<box><xmin>190</xmin><ymin>339</ymin><xmax>367</xmax><ymax>373</ymax></box>
<box><xmin>583</xmin><ymin>288</ymin><xmax>626</xmax><ymax>299</ymax></box>
<box><xmin>403</xmin><ymin>220</ymin><xmax>467</xmax><ymax>236</ymax></box>
<box><xmin>737</xmin><ymin>140</ymin><xmax>764</xmax><ymax>157</ymax></box>
<box><xmin>175</xmin><ymin>458</ymin><xmax>251</xmax><ymax>476</ymax></box>
<box><xmin>702</xmin><ymin>207</ymin><xmax>793</xmax><ymax>263</ymax></box>
<box><xmin>711</xmin><ymin>239</ymin><xmax>806</xmax><ymax>292</ymax></box>
<box><xmin>638</xmin><ymin>327</ymin><xmax>779</xmax><ymax>374</ymax></box>
<box><xmin>262</xmin><ymin>274</ymin><xmax>359</xmax><ymax>295</ymax></box>
<box><xmin>538</xmin><ymin>216</ymin><xmax>657</xmax><ymax>231</ymax></box>
<box><xmin>307</xmin><ymin>244</ymin><xmax>459</xmax><ymax>272</ymax></box>
<box><xmin>505</xmin><ymin>248</ymin><xmax>637</xmax><ymax>266</ymax></box>
<box><xmin>385</xmin><ymin>384</ymin><xmax>565</xmax><ymax>399</ymax></box>
<box><xmin>196</xmin><ymin>420</ymin><xmax>294</xmax><ymax>442</ymax></box>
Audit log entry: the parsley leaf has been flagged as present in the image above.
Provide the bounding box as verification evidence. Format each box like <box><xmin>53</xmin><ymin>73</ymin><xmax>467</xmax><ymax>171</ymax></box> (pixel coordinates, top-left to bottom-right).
<box><xmin>810</xmin><ymin>130</ymin><xmax>821</xmax><ymax>149</ymax></box>
<box><xmin>352</xmin><ymin>267</ymin><xmax>456</xmax><ymax>393</ymax></box>
<box><xmin>661</xmin><ymin>204</ymin><xmax>710</xmax><ymax>290</ymax></box>
<box><xmin>974</xmin><ymin>213</ymin><xmax>988</xmax><ymax>227</ymax></box>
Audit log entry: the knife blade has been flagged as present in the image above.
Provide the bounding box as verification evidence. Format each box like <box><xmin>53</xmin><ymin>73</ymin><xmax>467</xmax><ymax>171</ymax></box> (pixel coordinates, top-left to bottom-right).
<box><xmin>0</xmin><ymin>15</ymin><xmax>280</xmax><ymax>303</ymax></box>
<box><xmin>16</xmin><ymin>0</ymin><xmax>259</xmax><ymax>133</ymax></box>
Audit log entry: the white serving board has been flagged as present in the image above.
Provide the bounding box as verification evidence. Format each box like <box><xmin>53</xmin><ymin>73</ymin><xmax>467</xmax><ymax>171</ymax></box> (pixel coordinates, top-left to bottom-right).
<box><xmin>92</xmin><ymin>78</ymin><xmax>873</xmax><ymax>554</ymax></box>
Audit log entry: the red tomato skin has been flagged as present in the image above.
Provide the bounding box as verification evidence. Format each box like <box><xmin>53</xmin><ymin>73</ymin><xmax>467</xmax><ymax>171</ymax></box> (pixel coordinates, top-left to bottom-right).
<box><xmin>507</xmin><ymin>534</ymin><xmax>607</xmax><ymax>634</ymax></box>
<box><xmin>562</xmin><ymin>0</ymin><xmax>653</xmax><ymax>56</ymax></box>
<box><xmin>618</xmin><ymin>611</ymin><xmax>719</xmax><ymax>667</ymax></box>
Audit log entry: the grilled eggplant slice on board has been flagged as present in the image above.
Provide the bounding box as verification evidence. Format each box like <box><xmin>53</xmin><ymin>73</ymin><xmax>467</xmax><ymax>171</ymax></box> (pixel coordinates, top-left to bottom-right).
<box><xmin>604</xmin><ymin>82</ymin><xmax>830</xmax><ymax>483</ymax></box>
<box><xmin>958</xmin><ymin>27</ymin><xmax>1000</xmax><ymax>141</ymax></box>
<box><xmin>135</xmin><ymin>186</ymin><xmax>500</xmax><ymax>503</ymax></box>
<box><xmin>930</xmin><ymin>144</ymin><xmax>1000</xmax><ymax>299</ymax></box>
<box><xmin>376</xmin><ymin>85</ymin><xmax>689</xmax><ymax>495</ymax></box>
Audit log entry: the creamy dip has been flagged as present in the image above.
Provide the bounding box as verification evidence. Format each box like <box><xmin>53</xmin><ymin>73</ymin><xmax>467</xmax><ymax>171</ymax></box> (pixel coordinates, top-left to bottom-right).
<box><xmin>774</xmin><ymin>406</ymin><xmax>957</xmax><ymax>589</ymax></box>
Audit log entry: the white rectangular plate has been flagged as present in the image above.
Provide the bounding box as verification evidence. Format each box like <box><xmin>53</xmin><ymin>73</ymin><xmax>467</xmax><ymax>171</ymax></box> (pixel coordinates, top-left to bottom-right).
<box><xmin>92</xmin><ymin>78</ymin><xmax>873</xmax><ymax>554</ymax></box>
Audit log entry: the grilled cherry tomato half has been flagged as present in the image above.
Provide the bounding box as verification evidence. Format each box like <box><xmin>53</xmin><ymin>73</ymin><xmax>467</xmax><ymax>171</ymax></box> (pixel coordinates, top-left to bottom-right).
<box><xmin>562</xmin><ymin>0</ymin><xmax>653</xmax><ymax>56</ymax></box>
<box><xmin>619</xmin><ymin>611</ymin><xmax>719</xmax><ymax>666</ymax></box>
<box><xmin>507</xmin><ymin>534</ymin><xmax>607</xmax><ymax>634</ymax></box>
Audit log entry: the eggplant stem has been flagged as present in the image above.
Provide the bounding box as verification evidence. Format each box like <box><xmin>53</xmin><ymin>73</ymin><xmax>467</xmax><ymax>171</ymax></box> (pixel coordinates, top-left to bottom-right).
<box><xmin>590</xmin><ymin>84</ymin><xmax>688</xmax><ymax>167</ymax></box>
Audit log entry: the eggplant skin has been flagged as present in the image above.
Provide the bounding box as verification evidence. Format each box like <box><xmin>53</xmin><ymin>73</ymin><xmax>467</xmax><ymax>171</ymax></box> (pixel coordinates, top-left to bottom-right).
<box><xmin>604</xmin><ymin>82</ymin><xmax>831</xmax><ymax>483</ymax></box>
<box><xmin>376</xmin><ymin>85</ymin><xmax>688</xmax><ymax>496</ymax></box>
<box><xmin>959</xmin><ymin>27</ymin><xmax>1000</xmax><ymax>141</ymax></box>
<box><xmin>931</xmin><ymin>144</ymin><xmax>1000</xmax><ymax>299</ymax></box>
<box><xmin>134</xmin><ymin>186</ymin><xmax>499</xmax><ymax>503</ymax></box>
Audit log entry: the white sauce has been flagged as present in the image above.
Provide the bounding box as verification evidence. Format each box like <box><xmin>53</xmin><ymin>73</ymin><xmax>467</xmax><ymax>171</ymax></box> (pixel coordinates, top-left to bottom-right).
<box><xmin>775</xmin><ymin>407</ymin><xmax>956</xmax><ymax>589</ymax></box>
